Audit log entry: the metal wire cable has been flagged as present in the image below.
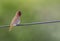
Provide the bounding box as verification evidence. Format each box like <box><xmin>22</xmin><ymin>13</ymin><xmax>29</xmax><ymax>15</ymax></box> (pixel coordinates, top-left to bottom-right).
<box><xmin>0</xmin><ymin>20</ymin><xmax>60</xmax><ymax>28</ymax></box>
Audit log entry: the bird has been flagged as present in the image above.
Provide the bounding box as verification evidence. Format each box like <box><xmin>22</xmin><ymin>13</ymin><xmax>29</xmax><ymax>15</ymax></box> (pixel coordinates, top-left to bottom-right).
<box><xmin>9</xmin><ymin>11</ymin><xmax>21</xmax><ymax>31</ymax></box>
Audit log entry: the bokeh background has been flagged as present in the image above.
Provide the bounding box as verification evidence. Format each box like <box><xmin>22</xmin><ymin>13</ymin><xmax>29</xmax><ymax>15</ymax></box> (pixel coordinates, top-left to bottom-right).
<box><xmin>0</xmin><ymin>0</ymin><xmax>60</xmax><ymax>41</ymax></box>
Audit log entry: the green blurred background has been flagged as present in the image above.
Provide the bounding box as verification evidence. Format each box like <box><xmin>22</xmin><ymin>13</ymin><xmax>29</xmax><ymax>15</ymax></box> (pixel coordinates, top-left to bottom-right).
<box><xmin>0</xmin><ymin>0</ymin><xmax>60</xmax><ymax>41</ymax></box>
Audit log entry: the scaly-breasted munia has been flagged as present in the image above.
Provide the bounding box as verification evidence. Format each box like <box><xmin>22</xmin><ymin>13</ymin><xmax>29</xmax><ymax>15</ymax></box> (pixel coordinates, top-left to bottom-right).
<box><xmin>9</xmin><ymin>11</ymin><xmax>21</xmax><ymax>31</ymax></box>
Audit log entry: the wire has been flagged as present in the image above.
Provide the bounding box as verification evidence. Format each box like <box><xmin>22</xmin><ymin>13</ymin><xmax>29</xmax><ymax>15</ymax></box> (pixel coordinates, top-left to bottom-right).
<box><xmin>0</xmin><ymin>20</ymin><xmax>60</xmax><ymax>28</ymax></box>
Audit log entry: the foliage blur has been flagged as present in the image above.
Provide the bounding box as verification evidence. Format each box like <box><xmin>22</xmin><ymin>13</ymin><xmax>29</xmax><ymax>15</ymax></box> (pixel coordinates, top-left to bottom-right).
<box><xmin>0</xmin><ymin>0</ymin><xmax>60</xmax><ymax>41</ymax></box>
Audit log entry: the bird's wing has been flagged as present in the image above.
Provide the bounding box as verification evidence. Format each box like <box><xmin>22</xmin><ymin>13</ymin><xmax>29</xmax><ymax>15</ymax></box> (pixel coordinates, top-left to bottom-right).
<box><xmin>13</xmin><ymin>18</ymin><xmax>20</xmax><ymax>26</ymax></box>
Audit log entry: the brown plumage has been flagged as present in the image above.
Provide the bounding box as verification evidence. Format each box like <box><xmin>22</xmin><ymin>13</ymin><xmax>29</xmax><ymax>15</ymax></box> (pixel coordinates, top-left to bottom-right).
<box><xmin>9</xmin><ymin>11</ymin><xmax>21</xmax><ymax>31</ymax></box>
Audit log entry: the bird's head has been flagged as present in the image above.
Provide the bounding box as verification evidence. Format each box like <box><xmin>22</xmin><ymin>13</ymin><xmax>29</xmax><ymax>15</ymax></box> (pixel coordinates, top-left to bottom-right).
<box><xmin>17</xmin><ymin>11</ymin><xmax>21</xmax><ymax>16</ymax></box>
<box><xmin>16</xmin><ymin>11</ymin><xmax>21</xmax><ymax>17</ymax></box>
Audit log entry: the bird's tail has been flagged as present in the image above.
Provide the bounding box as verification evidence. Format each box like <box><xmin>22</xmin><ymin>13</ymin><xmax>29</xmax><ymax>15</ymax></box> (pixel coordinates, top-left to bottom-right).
<box><xmin>9</xmin><ymin>25</ymin><xmax>13</xmax><ymax>31</ymax></box>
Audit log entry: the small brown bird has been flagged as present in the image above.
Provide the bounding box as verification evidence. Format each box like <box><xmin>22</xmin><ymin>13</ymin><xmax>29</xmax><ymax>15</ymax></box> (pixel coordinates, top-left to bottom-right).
<box><xmin>9</xmin><ymin>11</ymin><xmax>21</xmax><ymax>31</ymax></box>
